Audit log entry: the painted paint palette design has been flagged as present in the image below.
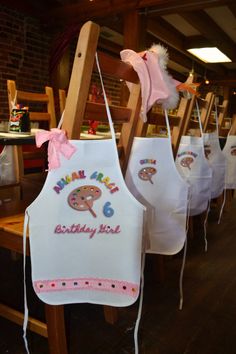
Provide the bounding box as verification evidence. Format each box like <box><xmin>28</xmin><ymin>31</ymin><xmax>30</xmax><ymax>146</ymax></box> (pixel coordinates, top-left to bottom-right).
<box><xmin>68</xmin><ymin>185</ymin><xmax>102</xmax><ymax>217</ymax></box>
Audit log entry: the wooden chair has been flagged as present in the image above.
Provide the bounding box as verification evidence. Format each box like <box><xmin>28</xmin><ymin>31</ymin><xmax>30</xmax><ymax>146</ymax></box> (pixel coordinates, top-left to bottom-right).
<box><xmin>0</xmin><ymin>20</ymin><xmax>142</xmax><ymax>353</ymax></box>
<box><xmin>136</xmin><ymin>94</ymin><xmax>195</xmax><ymax>157</ymax></box>
<box><xmin>0</xmin><ymin>81</ymin><xmax>57</xmax><ymax>204</ymax></box>
<box><xmin>7</xmin><ymin>80</ymin><xmax>57</xmax><ymax>131</ymax></box>
<box><xmin>7</xmin><ymin>80</ymin><xmax>57</xmax><ymax>182</ymax></box>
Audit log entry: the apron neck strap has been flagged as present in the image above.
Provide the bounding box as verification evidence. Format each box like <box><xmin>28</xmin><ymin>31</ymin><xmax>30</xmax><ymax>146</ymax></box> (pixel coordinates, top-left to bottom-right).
<box><xmin>195</xmin><ymin>99</ymin><xmax>204</xmax><ymax>136</ymax></box>
<box><xmin>23</xmin><ymin>211</ymin><xmax>30</xmax><ymax>354</ymax></box>
<box><xmin>164</xmin><ymin>109</ymin><xmax>172</xmax><ymax>141</ymax></box>
<box><xmin>57</xmin><ymin>53</ymin><xmax>116</xmax><ymax>146</ymax></box>
<box><xmin>57</xmin><ymin>110</ymin><xmax>64</xmax><ymax>129</ymax></box>
<box><xmin>95</xmin><ymin>52</ymin><xmax>117</xmax><ymax>143</ymax></box>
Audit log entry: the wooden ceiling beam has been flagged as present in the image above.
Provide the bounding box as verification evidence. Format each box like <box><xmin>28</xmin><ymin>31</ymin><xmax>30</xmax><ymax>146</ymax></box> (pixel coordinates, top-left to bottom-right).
<box><xmin>147</xmin><ymin>17</ymin><xmax>185</xmax><ymax>51</ymax></box>
<box><xmin>209</xmin><ymin>70</ymin><xmax>236</xmax><ymax>85</ymax></box>
<box><xmin>184</xmin><ymin>36</ymin><xmax>214</xmax><ymax>49</ymax></box>
<box><xmin>145</xmin><ymin>33</ymin><xmax>205</xmax><ymax>77</ymax></box>
<box><xmin>123</xmin><ymin>10</ymin><xmax>142</xmax><ymax>51</ymax></box>
<box><xmin>146</xmin><ymin>18</ymin><xmax>226</xmax><ymax>76</ymax></box>
<box><xmin>45</xmin><ymin>0</ymin><xmax>138</xmax><ymax>26</ymax></box>
<box><xmin>44</xmin><ymin>0</ymin><xmax>233</xmax><ymax>25</ymax></box>
<box><xmin>141</xmin><ymin>0</ymin><xmax>233</xmax><ymax>16</ymax></box>
<box><xmin>180</xmin><ymin>10</ymin><xmax>236</xmax><ymax>62</ymax></box>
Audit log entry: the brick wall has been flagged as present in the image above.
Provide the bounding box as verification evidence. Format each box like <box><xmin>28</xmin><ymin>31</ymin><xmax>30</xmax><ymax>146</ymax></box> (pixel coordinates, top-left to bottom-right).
<box><xmin>0</xmin><ymin>5</ymin><xmax>52</xmax><ymax>121</ymax></box>
<box><xmin>91</xmin><ymin>72</ymin><xmax>122</xmax><ymax>106</ymax></box>
<box><xmin>0</xmin><ymin>5</ymin><xmax>123</xmax><ymax>124</ymax></box>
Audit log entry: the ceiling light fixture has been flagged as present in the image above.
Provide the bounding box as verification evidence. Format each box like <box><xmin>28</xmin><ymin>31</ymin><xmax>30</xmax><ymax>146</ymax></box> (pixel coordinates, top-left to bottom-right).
<box><xmin>187</xmin><ymin>47</ymin><xmax>232</xmax><ymax>63</ymax></box>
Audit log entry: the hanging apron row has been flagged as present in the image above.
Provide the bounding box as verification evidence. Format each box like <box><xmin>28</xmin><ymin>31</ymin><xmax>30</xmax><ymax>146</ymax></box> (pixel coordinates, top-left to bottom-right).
<box><xmin>24</xmin><ymin>95</ymin><xmax>231</xmax><ymax>308</ymax></box>
<box><xmin>22</xmin><ymin>49</ymin><xmax>235</xmax><ymax>354</ymax></box>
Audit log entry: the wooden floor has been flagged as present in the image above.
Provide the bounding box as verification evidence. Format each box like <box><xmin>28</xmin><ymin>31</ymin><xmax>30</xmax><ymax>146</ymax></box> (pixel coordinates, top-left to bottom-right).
<box><xmin>0</xmin><ymin>185</ymin><xmax>236</xmax><ymax>354</ymax></box>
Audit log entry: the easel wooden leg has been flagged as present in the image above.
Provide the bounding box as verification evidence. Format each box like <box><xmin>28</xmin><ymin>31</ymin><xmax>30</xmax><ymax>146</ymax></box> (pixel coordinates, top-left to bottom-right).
<box><xmin>45</xmin><ymin>304</ymin><xmax>68</xmax><ymax>354</ymax></box>
<box><xmin>154</xmin><ymin>255</ymin><xmax>165</xmax><ymax>282</ymax></box>
<box><xmin>188</xmin><ymin>216</ymin><xmax>194</xmax><ymax>239</ymax></box>
<box><xmin>224</xmin><ymin>189</ymin><xmax>234</xmax><ymax>212</ymax></box>
<box><xmin>103</xmin><ymin>306</ymin><xmax>118</xmax><ymax>324</ymax></box>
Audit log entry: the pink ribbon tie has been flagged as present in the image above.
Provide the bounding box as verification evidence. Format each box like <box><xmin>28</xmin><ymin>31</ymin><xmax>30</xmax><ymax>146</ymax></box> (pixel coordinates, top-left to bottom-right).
<box><xmin>35</xmin><ymin>128</ymin><xmax>77</xmax><ymax>170</ymax></box>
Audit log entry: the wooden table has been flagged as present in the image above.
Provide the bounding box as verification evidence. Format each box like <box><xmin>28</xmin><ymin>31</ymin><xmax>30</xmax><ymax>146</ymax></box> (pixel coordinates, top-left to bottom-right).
<box><xmin>0</xmin><ymin>131</ymin><xmax>36</xmax><ymax>145</ymax></box>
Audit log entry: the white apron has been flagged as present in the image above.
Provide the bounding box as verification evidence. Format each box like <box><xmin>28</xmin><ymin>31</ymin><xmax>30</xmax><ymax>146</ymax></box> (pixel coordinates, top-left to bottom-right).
<box><xmin>125</xmin><ymin>111</ymin><xmax>189</xmax><ymax>255</ymax></box>
<box><xmin>223</xmin><ymin>133</ymin><xmax>236</xmax><ymax>189</ymax></box>
<box><xmin>203</xmin><ymin>128</ymin><xmax>226</xmax><ymax>199</ymax></box>
<box><xmin>175</xmin><ymin>103</ymin><xmax>212</xmax><ymax>216</ymax></box>
<box><xmin>24</xmin><ymin>61</ymin><xmax>145</xmax><ymax>308</ymax></box>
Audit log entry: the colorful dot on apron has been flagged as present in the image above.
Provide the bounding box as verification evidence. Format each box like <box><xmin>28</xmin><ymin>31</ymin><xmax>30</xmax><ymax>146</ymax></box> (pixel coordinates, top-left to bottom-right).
<box><xmin>98</xmin><ymin>283</ymin><xmax>102</xmax><ymax>286</ymax></box>
<box><xmin>39</xmin><ymin>284</ymin><xmax>44</xmax><ymax>288</ymax></box>
<box><xmin>132</xmin><ymin>288</ymin><xmax>136</xmax><ymax>292</ymax></box>
<box><xmin>74</xmin><ymin>282</ymin><xmax>78</xmax><ymax>286</ymax></box>
<box><xmin>62</xmin><ymin>282</ymin><xmax>66</xmax><ymax>286</ymax></box>
<box><xmin>111</xmin><ymin>284</ymin><xmax>115</xmax><ymax>288</ymax></box>
<box><xmin>85</xmin><ymin>281</ymin><xmax>89</xmax><ymax>285</ymax></box>
<box><xmin>123</xmin><ymin>286</ymin><xmax>127</xmax><ymax>290</ymax></box>
<box><xmin>51</xmin><ymin>283</ymin><xmax>55</xmax><ymax>287</ymax></box>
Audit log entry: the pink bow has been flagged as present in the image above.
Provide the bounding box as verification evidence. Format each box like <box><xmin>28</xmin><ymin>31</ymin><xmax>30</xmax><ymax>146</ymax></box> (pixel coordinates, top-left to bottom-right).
<box><xmin>35</xmin><ymin>128</ymin><xmax>77</xmax><ymax>170</ymax></box>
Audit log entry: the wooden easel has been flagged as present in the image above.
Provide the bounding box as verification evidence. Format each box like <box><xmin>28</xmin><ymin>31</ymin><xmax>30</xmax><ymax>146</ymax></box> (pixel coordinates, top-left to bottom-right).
<box><xmin>218</xmin><ymin>99</ymin><xmax>229</xmax><ymax>136</ymax></box>
<box><xmin>136</xmin><ymin>95</ymin><xmax>196</xmax><ymax>157</ymax></box>
<box><xmin>199</xmin><ymin>92</ymin><xmax>215</xmax><ymax>133</ymax></box>
<box><xmin>0</xmin><ymin>20</ymin><xmax>143</xmax><ymax>353</ymax></box>
<box><xmin>133</xmin><ymin>89</ymin><xmax>200</xmax><ymax>278</ymax></box>
<box><xmin>61</xmin><ymin>21</ymin><xmax>143</xmax><ymax>324</ymax></box>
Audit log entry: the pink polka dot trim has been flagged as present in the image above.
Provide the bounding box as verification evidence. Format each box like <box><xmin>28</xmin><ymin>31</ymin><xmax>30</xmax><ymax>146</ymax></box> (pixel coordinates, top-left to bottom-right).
<box><xmin>34</xmin><ymin>277</ymin><xmax>139</xmax><ymax>298</ymax></box>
